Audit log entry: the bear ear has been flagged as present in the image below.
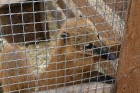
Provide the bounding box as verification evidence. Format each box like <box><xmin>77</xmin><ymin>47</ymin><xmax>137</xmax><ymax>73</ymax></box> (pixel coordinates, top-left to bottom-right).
<box><xmin>61</xmin><ymin>32</ymin><xmax>70</xmax><ymax>38</ymax></box>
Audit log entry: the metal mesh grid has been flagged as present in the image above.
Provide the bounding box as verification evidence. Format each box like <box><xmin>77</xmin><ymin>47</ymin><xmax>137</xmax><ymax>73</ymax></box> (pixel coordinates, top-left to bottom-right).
<box><xmin>0</xmin><ymin>0</ymin><xmax>128</xmax><ymax>93</ymax></box>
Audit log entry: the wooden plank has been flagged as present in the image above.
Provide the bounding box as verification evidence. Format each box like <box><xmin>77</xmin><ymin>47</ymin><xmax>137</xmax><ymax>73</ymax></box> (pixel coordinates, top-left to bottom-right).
<box><xmin>0</xmin><ymin>0</ymin><xmax>27</xmax><ymax>8</ymax></box>
<box><xmin>40</xmin><ymin>1</ymin><xmax>50</xmax><ymax>39</ymax></box>
<box><xmin>0</xmin><ymin>1</ymin><xmax>46</xmax><ymax>43</ymax></box>
<box><xmin>57</xmin><ymin>0</ymin><xmax>75</xmax><ymax>18</ymax></box>
<box><xmin>114</xmin><ymin>0</ymin><xmax>140</xmax><ymax>93</ymax></box>
<box><xmin>47</xmin><ymin>1</ymin><xmax>63</xmax><ymax>28</ymax></box>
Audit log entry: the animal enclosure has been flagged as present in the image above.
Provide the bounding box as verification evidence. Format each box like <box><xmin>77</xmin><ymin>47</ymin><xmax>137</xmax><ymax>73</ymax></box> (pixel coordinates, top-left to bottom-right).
<box><xmin>0</xmin><ymin>0</ymin><xmax>136</xmax><ymax>93</ymax></box>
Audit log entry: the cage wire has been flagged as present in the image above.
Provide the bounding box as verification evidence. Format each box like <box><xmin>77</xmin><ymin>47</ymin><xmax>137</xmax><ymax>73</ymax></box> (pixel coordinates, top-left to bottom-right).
<box><xmin>0</xmin><ymin>0</ymin><xmax>128</xmax><ymax>93</ymax></box>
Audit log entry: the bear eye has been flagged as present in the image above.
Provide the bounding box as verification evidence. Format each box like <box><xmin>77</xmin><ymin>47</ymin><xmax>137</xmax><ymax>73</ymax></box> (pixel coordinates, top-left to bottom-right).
<box><xmin>61</xmin><ymin>32</ymin><xmax>70</xmax><ymax>38</ymax></box>
<box><xmin>85</xmin><ymin>43</ymin><xmax>93</xmax><ymax>50</ymax></box>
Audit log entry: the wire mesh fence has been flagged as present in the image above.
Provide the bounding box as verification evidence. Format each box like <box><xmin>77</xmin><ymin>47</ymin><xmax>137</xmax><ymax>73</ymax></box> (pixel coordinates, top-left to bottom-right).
<box><xmin>0</xmin><ymin>0</ymin><xmax>128</xmax><ymax>93</ymax></box>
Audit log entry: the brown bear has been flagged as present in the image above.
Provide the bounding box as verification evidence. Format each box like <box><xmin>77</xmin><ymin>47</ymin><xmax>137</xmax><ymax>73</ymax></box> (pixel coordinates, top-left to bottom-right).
<box><xmin>0</xmin><ymin>18</ymin><xmax>117</xmax><ymax>93</ymax></box>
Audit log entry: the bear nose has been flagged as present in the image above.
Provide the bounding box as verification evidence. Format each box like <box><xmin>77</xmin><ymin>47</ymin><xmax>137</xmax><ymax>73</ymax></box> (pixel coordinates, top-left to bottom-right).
<box><xmin>92</xmin><ymin>46</ymin><xmax>117</xmax><ymax>60</ymax></box>
<box><xmin>102</xmin><ymin>52</ymin><xmax>117</xmax><ymax>60</ymax></box>
<box><xmin>85</xmin><ymin>43</ymin><xmax>93</xmax><ymax>50</ymax></box>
